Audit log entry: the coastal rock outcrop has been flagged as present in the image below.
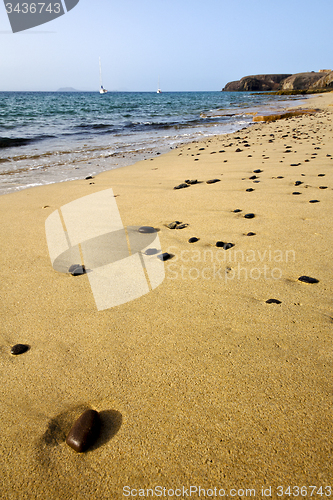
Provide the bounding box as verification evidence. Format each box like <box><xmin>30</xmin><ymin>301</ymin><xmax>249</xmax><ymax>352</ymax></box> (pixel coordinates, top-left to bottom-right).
<box><xmin>223</xmin><ymin>74</ymin><xmax>291</xmax><ymax>92</ymax></box>
<box><xmin>313</xmin><ymin>70</ymin><xmax>333</xmax><ymax>89</ymax></box>
<box><xmin>222</xmin><ymin>70</ymin><xmax>333</xmax><ymax>92</ymax></box>
<box><xmin>281</xmin><ymin>72</ymin><xmax>324</xmax><ymax>90</ymax></box>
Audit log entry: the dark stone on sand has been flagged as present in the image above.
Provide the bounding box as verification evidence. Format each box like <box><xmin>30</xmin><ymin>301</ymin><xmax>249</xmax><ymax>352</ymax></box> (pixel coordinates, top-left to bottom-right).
<box><xmin>224</xmin><ymin>243</ymin><xmax>234</xmax><ymax>250</ymax></box>
<box><xmin>246</xmin><ymin>232</ymin><xmax>256</xmax><ymax>236</ymax></box>
<box><xmin>85</xmin><ymin>176</ymin><xmax>94</xmax><ymax>180</ymax></box>
<box><xmin>68</xmin><ymin>264</ymin><xmax>86</xmax><ymax>276</ymax></box>
<box><xmin>138</xmin><ymin>226</ymin><xmax>156</xmax><ymax>233</ymax></box>
<box><xmin>277</xmin><ymin>176</ymin><xmax>284</xmax><ymax>178</ymax></box>
<box><xmin>290</xmin><ymin>163</ymin><xmax>301</xmax><ymax>166</ymax></box>
<box><xmin>175</xmin><ymin>223</ymin><xmax>188</xmax><ymax>229</ymax></box>
<box><xmin>174</xmin><ymin>183</ymin><xmax>189</xmax><ymax>190</ymax></box>
<box><xmin>233</xmin><ymin>209</ymin><xmax>242</xmax><ymax>213</ymax></box>
<box><xmin>206</xmin><ymin>179</ymin><xmax>221</xmax><ymax>184</ymax></box>
<box><xmin>216</xmin><ymin>241</ymin><xmax>225</xmax><ymax>248</ymax></box>
<box><xmin>246</xmin><ymin>188</ymin><xmax>254</xmax><ymax>192</ymax></box>
<box><xmin>318</xmin><ymin>173</ymin><xmax>325</xmax><ymax>176</ymax></box>
<box><xmin>266</xmin><ymin>299</ymin><xmax>282</xmax><ymax>304</ymax></box>
<box><xmin>188</xmin><ymin>237</ymin><xmax>199</xmax><ymax>243</ymax></box>
<box><xmin>298</xmin><ymin>275</ymin><xmax>319</xmax><ymax>284</ymax></box>
<box><xmin>253</xmin><ymin>169</ymin><xmax>263</xmax><ymax>173</ymax></box>
<box><xmin>292</xmin><ymin>192</ymin><xmax>301</xmax><ymax>195</ymax></box>
<box><xmin>244</xmin><ymin>213</ymin><xmax>255</xmax><ymax>219</ymax></box>
<box><xmin>295</xmin><ymin>181</ymin><xmax>303</xmax><ymax>186</ymax></box>
<box><xmin>309</xmin><ymin>199</ymin><xmax>320</xmax><ymax>203</ymax></box>
<box><xmin>249</xmin><ymin>175</ymin><xmax>257</xmax><ymax>180</ymax></box>
<box><xmin>167</xmin><ymin>222</ymin><xmax>179</xmax><ymax>229</ymax></box>
<box><xmin>66</xmin><ymin>409</ymin><xmax>100</xmax><ymax>453</ymax></box>
<box><xmin>184</xmin><ymin>179</ymin><xmax>198</xmax><ymax>185</ymax></box>
<box><xmin>158</xmin><ymin>252</ymin><xmax>172</xmax><ymax>261</ymax></box>
<box><xmin>199</xmin><ymin>148</ymin><xmax>205</xmax><ymax>151</ymax></box>
<box><xmin>319</xmin><ymin>186</ymin><xmax>327</xmax><ymax>189</ymax></box>
<box><xmin>11</xmin><ymin>344</ymin><xmax>29</xmax><ymax>355</ymax></box>
<box><xmin>235</xmin><ymin>148</ymin><xmax>243</xmax><ymax>152</ymax></box>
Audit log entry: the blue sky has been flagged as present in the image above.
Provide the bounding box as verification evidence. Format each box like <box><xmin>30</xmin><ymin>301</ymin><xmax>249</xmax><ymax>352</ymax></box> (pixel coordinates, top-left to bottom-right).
<box><xmin>0</xmin><ymin>0</ymin><xmax>332</xmax><ymax>91</ymax></box>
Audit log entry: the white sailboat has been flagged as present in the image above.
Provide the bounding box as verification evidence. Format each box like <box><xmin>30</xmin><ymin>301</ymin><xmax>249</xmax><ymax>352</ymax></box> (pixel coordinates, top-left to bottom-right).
<box><xmin>99</xmin><ymin>57</ymin><xmax>108</xmax><ymax>94</ymax></box>
<box><xmin>157</xmin><ymin>76</ymin><xmax>162</xmax><ymax>94</ymax></box>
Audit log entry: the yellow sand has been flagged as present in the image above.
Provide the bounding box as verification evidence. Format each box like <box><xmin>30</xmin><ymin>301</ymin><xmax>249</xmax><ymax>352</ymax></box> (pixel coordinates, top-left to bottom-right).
<box><xmin>0</xmin><ymin>93</ymin><xmax>332</xmax><ymax>500</ymax></box>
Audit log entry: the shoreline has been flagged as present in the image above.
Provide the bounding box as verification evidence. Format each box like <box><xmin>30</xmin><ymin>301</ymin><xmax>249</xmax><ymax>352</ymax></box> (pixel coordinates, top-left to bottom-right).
<box><xmin>0</xmin><ymin>91</ymin><xmax>313</xmax><ymax>197</ymax></box>
<box><xmin>1</xmin><ymin>92</ymin><xmax>333</xmax><ymax>499</ymax></box>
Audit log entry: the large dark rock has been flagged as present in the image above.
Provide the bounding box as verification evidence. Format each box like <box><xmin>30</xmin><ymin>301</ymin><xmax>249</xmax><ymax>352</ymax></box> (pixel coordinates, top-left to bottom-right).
<box><xmin>222</xmin><ymin>70</ymin><xmax>333</xmax><ymax>92</ymax></box>
<box><xmin>222</xmin><ymin>74</ymin><xmax>292</xmax><ymax>91</ymax></box>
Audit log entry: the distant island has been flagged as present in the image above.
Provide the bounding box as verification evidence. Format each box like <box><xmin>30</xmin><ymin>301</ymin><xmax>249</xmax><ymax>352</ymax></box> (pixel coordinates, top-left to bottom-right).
<box><xmin>56</xmin><ymin>87</ymin><xmax>81</xmax><ymax>92</ymax></box>
<box><xmin>222</xmin><ymin>70</ymin><xmax>333</xmax><ymax>93</ymax></box>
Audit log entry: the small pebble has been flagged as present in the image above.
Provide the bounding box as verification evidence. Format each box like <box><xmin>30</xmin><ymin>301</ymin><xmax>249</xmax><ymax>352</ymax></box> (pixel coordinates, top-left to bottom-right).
<box><xmin>216</xmin><ymin>241</ymin><xmax>225</xmax><ymax>248</ymax></box>
<box><xmin>318</xmin><ymin>186</ymin><xmax>327</xmax><ymax>189</ymax></box>
<box><xmin>175</xmin><ymin>223</ymin><xmax>188</xmax><ymax>229</ymax></box>
<box><xmin>233</xmin><ymin>209</ymin><xmax>242</xmax><ymax>213</ymax></box>
<box><xmin>246</xmin><ymin>232</ymin><xmax>256</xmax><ymax>236</ymax></box>
<box><xmin>249</xmin><ymin>175</ymin><xmax>257</xmax><ymax>180</ymax></box>
<box><xmin>235</xmin><ymin>148</ymin><xmax>243</xmax><ymax>152</ymax></box>
<box><xmin>206</xmin><ymin>179</ymin><xmax>221</xmax><ymax>184</ymax></box>
<box><xmin>246</xmin><ymin>188</ymin><xmax>254</xmax><ymax>192</ymax></box>
<box><xmin>184</xmin><ymin>179</ymin><xmax>198</xmax><ymax>185</ymax></box>
<box><xmin>298</xmin><ymin>276</ymin><xmax>319</xmax><ymax>284</ymax></box>
<box><xmin>253</xmin><ymin>169</ymin><xmax>263</xmax><ymax>173</ymax></box>
<box><xmin>11</xmin><ymin>344</ymin><xmax>29</xmax><ymax>355</ymax></box>
<box><xmin>309</xmin><ymin>200</ymin><xmax>320</xmax><ymax>203</ymax></box>
<box><xmin>318</xmin><ymin>173</ymin><xmax>325</xmax><ymax>176</ymax></box>
<box><xmin>294</xmin><ymin>181</ymin><xmax>303</xmax><ymax>186</ymax></box>
<box><xmin>174</xmin><ymin>183</ymin><xmax>189</xmax><ymax>190</ymax></box>
<box><xmin>292</xmin><ymin>192</ymin><xmax>301</xmax><ymax>195</ymax></box>
<box><xmin>244</xmin><ymin>213</ymin><xmax>255</xmax><ymax>219</ymax></box>
<box><xmin>68</xmin><ymin>264</ymin><xmax>86</xmax><ymax>276</ymax></box>
<box><xmin>188</xmin><ymin>237</ymin><xmax>199</xmax><ymax>243</ymax></box>
<box><xmin>66</xmin><ymin>409</ymin><xmax>100</xmax><ymax>453</ymax></box>
<box><xmin>266</xmin><ymin>299</ymin><xmax>282</xmax><ymax>304</ymax></box>
<box><xmin>158</xmin><ymin>252</ymin><xmax>172</xmax><ymax>261</ymax></box>
<box><xmin>85</xmin><ymin>176</ymin><xmax>94</xmax><ymax>180</ymax></box>
<box><xmin>138</xmin><ymin>226</ymin><xmax>156</xmax><ymax>233</ymax></box>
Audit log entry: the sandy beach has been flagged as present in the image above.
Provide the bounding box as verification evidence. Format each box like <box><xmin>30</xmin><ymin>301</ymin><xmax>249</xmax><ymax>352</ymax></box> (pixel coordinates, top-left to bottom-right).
<box><xmin>1</xmin><ymin>92</ymin><xmax>333</xmax><ymax>499</ymax></box>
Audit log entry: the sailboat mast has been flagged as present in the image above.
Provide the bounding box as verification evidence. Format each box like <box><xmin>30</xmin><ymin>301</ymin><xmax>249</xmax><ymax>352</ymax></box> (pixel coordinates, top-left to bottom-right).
<box><xmin>99</xmin><ymin>57</ymin><xmax>103</xmax><ymax>88</ymax></box>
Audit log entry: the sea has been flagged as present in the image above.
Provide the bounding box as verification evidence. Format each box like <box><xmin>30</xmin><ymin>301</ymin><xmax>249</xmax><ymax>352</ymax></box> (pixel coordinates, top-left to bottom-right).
<box><xmin>0</xmin><ymin>91</ymin><xmax>307</xmax><ymax>196</ymax></box>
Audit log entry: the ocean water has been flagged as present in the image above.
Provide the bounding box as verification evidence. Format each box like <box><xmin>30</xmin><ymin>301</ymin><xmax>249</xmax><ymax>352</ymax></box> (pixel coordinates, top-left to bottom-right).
<box><xmin>0</xmin><ymin>91</ymin><xmax>307</xmax><ymax>195</ymax></box>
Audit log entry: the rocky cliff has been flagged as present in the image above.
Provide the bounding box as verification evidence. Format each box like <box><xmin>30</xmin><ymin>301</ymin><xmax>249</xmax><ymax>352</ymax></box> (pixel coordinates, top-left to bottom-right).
<box><xmin>222</xmin><ymin>71</ymin><xmax>333</xmax><ymax>92</ymax></box>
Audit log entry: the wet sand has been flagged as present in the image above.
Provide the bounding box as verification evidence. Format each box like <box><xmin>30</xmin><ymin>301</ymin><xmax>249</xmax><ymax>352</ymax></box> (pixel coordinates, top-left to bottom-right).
<box><xmin>0</xmin><ymin>92</ymin><xmax>332</xmax><ymax>499</ymax></box>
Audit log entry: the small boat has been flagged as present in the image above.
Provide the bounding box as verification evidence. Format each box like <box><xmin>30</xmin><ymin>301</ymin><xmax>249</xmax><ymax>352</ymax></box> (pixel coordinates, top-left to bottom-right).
<box><xmin>157</xmin><ymin>76</ymin><xmax>162</xmax><ymax>94</ymax></box>
<box><xmin>99</xmin><ymin>57</ymin><xmax>108</xmax><ymax>94</ymax></box>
